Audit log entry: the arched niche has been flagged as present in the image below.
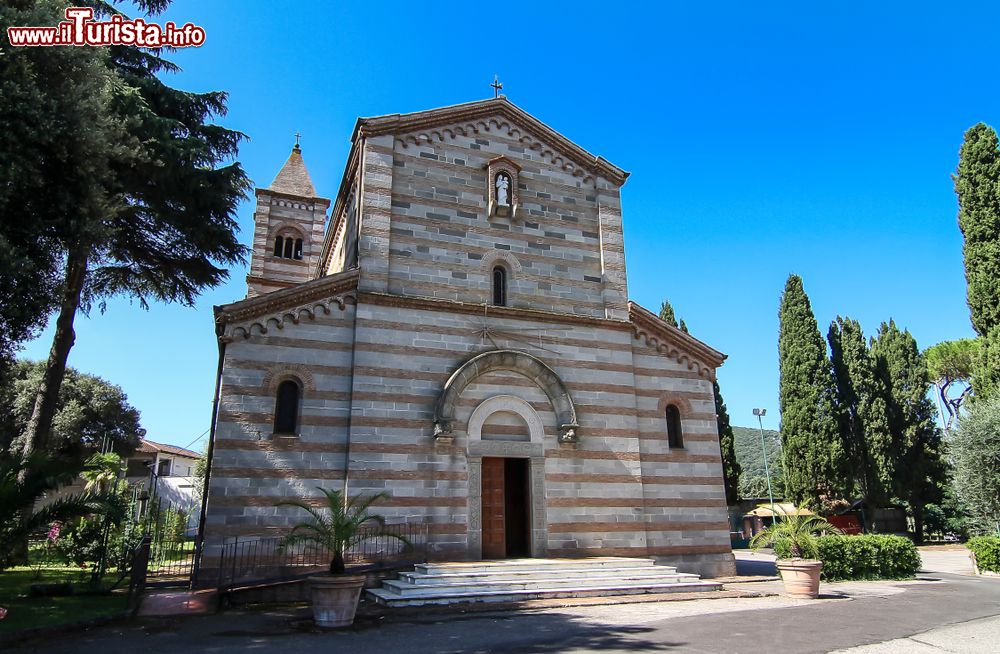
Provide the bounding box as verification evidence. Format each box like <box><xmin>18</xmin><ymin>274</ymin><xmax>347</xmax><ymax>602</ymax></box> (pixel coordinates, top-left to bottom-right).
<box><xmin>433</xmin><ymin>350</ymin><xmax>579</xmax><ymax>443</ymax></box>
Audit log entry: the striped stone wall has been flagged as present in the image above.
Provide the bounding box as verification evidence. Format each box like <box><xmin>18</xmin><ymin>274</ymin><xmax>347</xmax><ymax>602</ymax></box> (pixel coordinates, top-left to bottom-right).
<box><xmin>201</xmin><ymin>295</ymin><xmax>733</xmax><ymax>580</ymax></box>
<box><xmin>199</xmin><ymin>300</ymin><xmax>357</xmax><ymax>577</ymax></box>
<box><xmin>346</xmin><ymin>121</ymin><xmax>628</xmax><ymax>319</ymax></box>
<box><xmin>632</xmin><ymin>339</ymin><xmax>736</xmax><ymax>576</ymax></box>
<box><xmin>247</xmin><ymin>190</ymin><xmax>329</xmax><ymax>298</ymax></box>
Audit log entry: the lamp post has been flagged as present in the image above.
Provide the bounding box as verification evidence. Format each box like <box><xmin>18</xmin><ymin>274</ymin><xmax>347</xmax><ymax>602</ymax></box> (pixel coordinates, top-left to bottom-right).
<box><xmin>753</xmin><ymin>408</ymin><xmax>777</xmax><ymax>524</ymax></box>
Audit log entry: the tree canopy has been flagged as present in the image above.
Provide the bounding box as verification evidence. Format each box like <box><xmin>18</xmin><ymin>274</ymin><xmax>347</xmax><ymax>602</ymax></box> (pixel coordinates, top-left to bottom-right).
<box><xmin>2</xmin><ymin>0</ymin><xmax>250</xmax><ymax>464</ymax></box>
<box><xmin>1</xmin><ymin>360</ymin><xmax>143</xmax><ymax>468</ymax></box>
<box><xmin>0</xmin><ymin>0</ymin><xmax>117</xmax><ymax>357</ymax></box>
<box><xmin>925</xmin><ymin>338</ymin><xmax>977</xmax><ymax>429</ymax></box>
<box><xmin>828</xmin><ymin>316</ymin><xmax>893</xmax><ymax>510</ymax></box>
<box><xmin>954</xmin><ymin>123</ymin><xmax>1000</xmax><ymax>401</ymax></box>
<box><xmin>778</xmin><ymin>275</ymin><xmax>847</xmax><ymax>510</ymax></box>
<box><xmin>952</xmin><ymin>396</ymin><xmax>1000</xmax><ymax>534</ymax></box>
<box><xmin>871</xmin><ymin>320</ymin><xmax>946</xmax><ymax>541</ymax></box>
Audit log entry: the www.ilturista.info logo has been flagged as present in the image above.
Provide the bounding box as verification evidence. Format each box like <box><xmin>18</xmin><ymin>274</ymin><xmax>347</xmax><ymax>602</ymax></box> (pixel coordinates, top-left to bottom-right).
<box><xmin>6</xmin><ymin>7</ymin><xmax>205</xmax><ymax>47</ymax></box>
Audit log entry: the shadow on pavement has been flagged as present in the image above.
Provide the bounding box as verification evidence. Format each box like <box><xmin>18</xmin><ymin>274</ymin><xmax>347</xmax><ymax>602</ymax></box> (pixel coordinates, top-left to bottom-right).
<box><xmin>735</xmin><ymin>556</ymin><xmax>777</xmax><ymax>576</ymax></box>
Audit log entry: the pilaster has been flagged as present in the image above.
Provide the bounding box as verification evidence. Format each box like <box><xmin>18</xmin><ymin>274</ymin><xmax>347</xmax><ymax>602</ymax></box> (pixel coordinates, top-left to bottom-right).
<box><xmin>596</xmin><ymin>177</ymin><xmax>629</xmax><ymax>320</ymax></box>
<box><xmin>357</xmin><ymin>134</ymin><xmax>394</xmax><ymax>293</ymax></box>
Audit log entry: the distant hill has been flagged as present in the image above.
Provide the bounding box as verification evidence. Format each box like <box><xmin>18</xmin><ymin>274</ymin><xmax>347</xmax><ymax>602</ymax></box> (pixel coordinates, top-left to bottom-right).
<box><xmin>733</xmin><ymin>425</ymin><xmax>784</xmax><ymax>498</ymax></box>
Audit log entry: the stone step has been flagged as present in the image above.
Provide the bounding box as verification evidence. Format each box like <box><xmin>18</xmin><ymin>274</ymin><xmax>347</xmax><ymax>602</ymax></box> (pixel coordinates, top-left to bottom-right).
<box><xmin>398</xmin><ymin>565</ymin><xmax>684</xmax><ymax>585</ymax></box>
<box><xmin>367</xmin><ymin>580</ymin><xmax>722</xmax><ymax>607</ymax></box>
<box><xmin>382</xmin><ymin>572</ymin><xmax>700</xmax><ymax>595</ymax></box>
<box><xmin>415</xmin><ymin>557</ymin><xmax>657</xmax><ymax>576</ymax></box>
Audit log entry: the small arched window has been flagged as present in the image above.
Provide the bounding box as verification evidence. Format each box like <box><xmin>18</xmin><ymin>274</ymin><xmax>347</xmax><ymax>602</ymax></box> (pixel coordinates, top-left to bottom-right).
<box><xmin>666</xmin><ymin>404</ymin><xmax>683</xmax><ymax>448</ymax></box>
<box><xmin>492</xmin><ymin>266</ymin><xmax>507</xmax><ymax>307</ymax></box>
<box><xmin>273</xmin><ymin>231</ymin><xmax>305</xmax><ymax>260</ymax></box>
<box><xmin>273</xmin><ymin>379</ymin><xmax>301</xmax><ymax>435</ymax></box>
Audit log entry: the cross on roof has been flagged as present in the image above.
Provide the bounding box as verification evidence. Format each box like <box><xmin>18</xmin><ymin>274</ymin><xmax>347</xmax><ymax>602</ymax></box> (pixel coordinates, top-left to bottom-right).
<box><xmin>294</xmin><ymin>132</ymin><xmax>302</xmax><ymax>151</ymax></box>
<box><xmin>491</xmin><ymin>75</ymin><xmax>503</xmax><ymax>98</ymax></box>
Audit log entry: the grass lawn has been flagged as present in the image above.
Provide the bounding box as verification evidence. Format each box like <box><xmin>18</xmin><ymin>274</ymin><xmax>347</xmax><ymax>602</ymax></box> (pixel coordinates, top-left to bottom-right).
<box><xmin>0</xmin><ymin>566</ymin><xmax>128</xmax><ymax>633</ymax></box>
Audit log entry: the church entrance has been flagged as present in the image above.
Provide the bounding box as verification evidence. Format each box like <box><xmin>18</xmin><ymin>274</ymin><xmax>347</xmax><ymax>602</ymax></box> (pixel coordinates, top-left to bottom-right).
<box><xmin>481</xmin><ymin>457</ymin><xmax>530</xmax><ymax>559</ymax></box>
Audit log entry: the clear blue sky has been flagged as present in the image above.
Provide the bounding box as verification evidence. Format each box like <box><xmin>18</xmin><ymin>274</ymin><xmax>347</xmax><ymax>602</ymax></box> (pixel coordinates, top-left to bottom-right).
<box><xmin>19</xmin><ymin>1</ymin><xmax>990</xmax><ymax>449</ymax></box>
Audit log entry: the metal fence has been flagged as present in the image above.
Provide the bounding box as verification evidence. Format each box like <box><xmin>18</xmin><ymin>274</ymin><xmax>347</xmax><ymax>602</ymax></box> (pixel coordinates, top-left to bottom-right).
<box><xmin>216</xmin><ymin>523</ymin><xmax>429</xmax><ymax>591</ymax></box>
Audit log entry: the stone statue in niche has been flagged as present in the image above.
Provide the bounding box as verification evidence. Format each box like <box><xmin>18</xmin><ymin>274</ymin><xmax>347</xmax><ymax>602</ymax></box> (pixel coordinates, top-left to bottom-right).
<box><xmin>495</xmin><ymin>172</ymin><xmax>511</xmax><ymax>206</ymax></box>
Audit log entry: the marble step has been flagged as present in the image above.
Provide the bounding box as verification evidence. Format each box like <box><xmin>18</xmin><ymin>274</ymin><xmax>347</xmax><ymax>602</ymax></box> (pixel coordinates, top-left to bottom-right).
<box><xmin>382</xmin><ymin>572</ymin><xmax>701</xmax><ymax>595</ymax></box>
<box><xmin>397</xmin><ymin>565</ymin><xmax>685</xmax><ymax>585</ymax></box>
<box><xmin>367</xmin><ymin>580</ymin><xmax>722</xmax><ymax>607</ymax></box>
<box><xmin>414</xmin><ymin>557</ymin><xmax>658</xmax><ymax>576</ymax></box>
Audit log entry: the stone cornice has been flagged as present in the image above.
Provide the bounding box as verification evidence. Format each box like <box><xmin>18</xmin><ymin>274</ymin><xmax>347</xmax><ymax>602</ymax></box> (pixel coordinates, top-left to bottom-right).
<box><xmin>353</xmin><ymin>97</ymin><xmax>629</xmax><ymax>186</ymax></box>
<box><xmin>628</xmin><ymin>301</ymin><xmax>727</xmax><ymax>378</ymax></box>
<box><xmin>359</xmin><ymin>292</ymin><xmax>633</xmax><ymax>330</ymax></box>
<box><xmin>254</xmin><ymin>187</ymin><xmax>332</xmax><ymax>207</ymax></box>
<box><xmin>216</xmin><ymin>269</ymin><xmax>360</xmax><ymax>334</ymax></box>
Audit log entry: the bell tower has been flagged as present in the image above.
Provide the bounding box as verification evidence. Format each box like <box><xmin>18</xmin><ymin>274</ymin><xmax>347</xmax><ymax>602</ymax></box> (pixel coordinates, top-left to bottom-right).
<box><xmin>246</xmin><ymin>141</ymin><xmax>330</xmax><ymax>297</ymax></box>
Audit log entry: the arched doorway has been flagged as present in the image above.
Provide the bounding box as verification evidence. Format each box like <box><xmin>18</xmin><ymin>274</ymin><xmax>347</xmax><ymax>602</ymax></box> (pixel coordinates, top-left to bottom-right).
<box><xmin>466</xmin><ymin>395</ymin><xmax>549</xmax><ymax>560</ymax></box>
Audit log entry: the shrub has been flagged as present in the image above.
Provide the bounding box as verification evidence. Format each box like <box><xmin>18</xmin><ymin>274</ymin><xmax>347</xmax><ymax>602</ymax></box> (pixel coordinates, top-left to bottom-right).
<box><xmin>778</xmin><ymin>534</ymin><xmax>920</xmax><ymax>581</ymax></box>
<box><xmin>967</xmin><ymin>536</ymin><xmax>1000</xmax><ymax>573</ymax></box>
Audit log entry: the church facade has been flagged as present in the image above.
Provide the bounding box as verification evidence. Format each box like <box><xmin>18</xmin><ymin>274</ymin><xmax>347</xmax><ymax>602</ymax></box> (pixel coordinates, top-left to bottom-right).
<box><xmin>200</xmin><ymin>97</ymin><xmax>735</xmax><ymax>578</ymax></box>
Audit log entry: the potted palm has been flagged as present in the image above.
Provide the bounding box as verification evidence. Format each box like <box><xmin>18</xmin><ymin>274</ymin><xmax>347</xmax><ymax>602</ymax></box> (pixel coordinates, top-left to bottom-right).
<box><xmin>750</xmin><ymin>506</ymin><xmax>841</xmax><ymax>599</ymax></box>
<box><xmin>278</xmin><ymin>488</ymin><xmax>407</xmax><ymax>628</ymax></box>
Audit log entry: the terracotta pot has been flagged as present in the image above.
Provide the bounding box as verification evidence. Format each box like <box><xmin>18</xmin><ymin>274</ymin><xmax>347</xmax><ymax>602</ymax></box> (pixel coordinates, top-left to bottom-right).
<box><xmin>776</xmin><ymin>559</ymin><xmax>823</xmax><ymax>599</ymax></box>
<box><xmin>308</xmin><ymin>574</ymin><xmax>366</xmax><ymax>628</ymax></box>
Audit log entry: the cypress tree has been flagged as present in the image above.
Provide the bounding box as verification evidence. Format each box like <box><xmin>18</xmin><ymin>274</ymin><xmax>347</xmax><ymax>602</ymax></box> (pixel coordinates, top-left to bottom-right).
<box><xmin>954</xmin><ymin>123</ymin><xmax>1000</xmax><ymax>400</ymax></box>
<box><xmin>714</xmin><ymin>380</ymin><xmax>741</xmax><ymax>505</ymax></box>
<box><xmin>659</xmin><ymin>301</ymin><xmax>678</xmax><ymax>327</ymax></box>
<box><xmin>955</xmin><ymin>123</ymin><xmax>1000</xmax><ymax>336</ymax></box>
<box><xmin>871</xmin><ymin>320</ymin><xmax>946</xmax><ymax>542</ymax></box>
<box><xmin>828</xmin><ymin>317</ymin><xmax>893</xmax><ymax>518</ymax></box>
<box><xmin>778</xmin><ymin>275</ymin><xmax>846</xmax><ymax>510</ymax></box>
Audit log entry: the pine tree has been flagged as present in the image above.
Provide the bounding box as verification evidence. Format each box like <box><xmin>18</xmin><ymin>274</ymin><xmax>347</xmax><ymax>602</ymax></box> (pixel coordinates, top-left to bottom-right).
<box><xmin>778</xmin><ymin>275</ymin><xmax>847</xmax><ymax>510</ymax></box>
<box><xmin>954</xmin><ymin>123</ymin><xmax>1000</xmax><ymax>400</ymax></box>
<box><xmin>871</xmin><ymin>320</ymin><xmax>946</xmax><ymax>542</ymax></box>
<box><xmin>828</xmin><ymin>317</ymin><xmax>893</xmax><ymax>516</ymax></box>
<box><xmin>17</xmin><ymin>1</ymin><xmax>250</xmax><ymax>463</ymax></box>
<box><xmin>0</xmin><ymin>0</ymin><xmax>114</xmax><ymax>357</ymax></box>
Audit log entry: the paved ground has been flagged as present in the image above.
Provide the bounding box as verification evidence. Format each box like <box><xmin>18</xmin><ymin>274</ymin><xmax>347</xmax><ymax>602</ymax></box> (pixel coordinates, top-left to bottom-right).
<box><xmin>830</xmin><ymin>614</ymin><xmax>1000</xmax><ymax>653</ymax></box>
<box><xmin>10</xmin><ymin>569</ymin><xmax>1000</xmax><ymax>654</ymax></box>
<box><xmin>918</xmin><ymin>545</ymin><xmax>977</xmax><ymax>576</ymax></box>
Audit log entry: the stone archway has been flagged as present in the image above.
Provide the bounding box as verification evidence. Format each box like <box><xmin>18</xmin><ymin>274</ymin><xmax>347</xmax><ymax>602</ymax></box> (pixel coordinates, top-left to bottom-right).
<box><xmin>433</xmin><ymin>349</ymin><xmax>579</xmax><ymax>443</ymax></box>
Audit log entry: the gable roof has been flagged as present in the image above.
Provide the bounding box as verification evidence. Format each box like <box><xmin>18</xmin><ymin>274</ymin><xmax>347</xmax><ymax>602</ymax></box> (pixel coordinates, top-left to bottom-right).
<box><xmin>268</xmin><ymin>145</ymin><xmax>319</xmax><ymax>197</ymax></box>
<box><xmin>136</xmin><ymin>439</ymin><xmax>201</xmax><ymax>460</ymax></box>
<box><xmin>354</xmin><ymin>96</ymin><xmax>629</xmax><ymax>186</ymax></box>
<box><xmin>628</xmin><ymin>302</ymin><xmax>726</xmax><ymax>378</ymax></box>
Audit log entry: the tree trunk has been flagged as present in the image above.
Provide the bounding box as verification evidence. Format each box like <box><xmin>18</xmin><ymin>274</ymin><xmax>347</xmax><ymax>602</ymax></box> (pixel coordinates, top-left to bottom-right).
<box><xmin>330</xmin><ymin>549</ymin><xmax>345</xmax><ymax>574</ymax></box>
<box><xmin>13</xmin><ymin>241</ymin><xmax>90</xmax><ymax>564</ymax></box>
<box><xmin>20</xmin><ymin>241</ymin><xmax>91</xmax><ymax>464</ymax></box>
<box><xmin>912</xmin><ymin>500</ymin><xmax>925</xmax><ymax>544</ymax></box>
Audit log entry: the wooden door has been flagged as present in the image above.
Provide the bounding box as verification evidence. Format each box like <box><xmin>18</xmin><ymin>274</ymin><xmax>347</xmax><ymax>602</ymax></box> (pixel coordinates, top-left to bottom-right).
<box><xmin>481</xmin><ymin>457</ymin><xmax>506</xmax><ymax>559</ymax></box>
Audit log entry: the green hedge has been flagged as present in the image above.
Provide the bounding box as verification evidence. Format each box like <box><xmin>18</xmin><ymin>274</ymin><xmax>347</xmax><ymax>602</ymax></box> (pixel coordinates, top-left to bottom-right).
<box><xmin>774</xmin><ymin>534</ymin><xmax>921</xmax><ymax>581</ymax></box>
<box><xmin>967</xmin><ymin>536</ymin><xmax>1000</xmax><ymax>573</ymax></box>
